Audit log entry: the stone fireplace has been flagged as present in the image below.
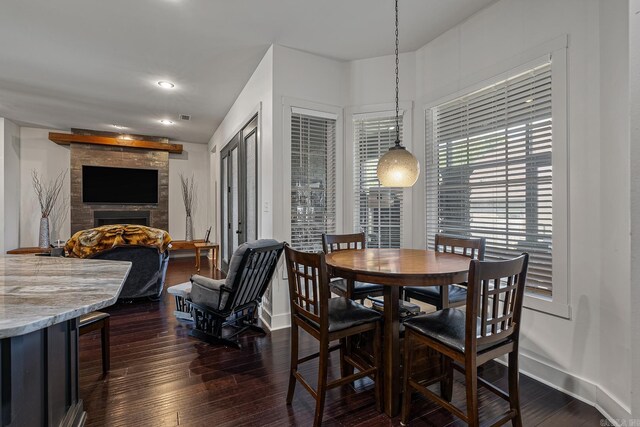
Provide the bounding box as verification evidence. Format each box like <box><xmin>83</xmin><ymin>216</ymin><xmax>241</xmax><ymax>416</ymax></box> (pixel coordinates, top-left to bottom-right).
<box><xmin>70</xmin><ymin>143</ymin><xmax>169</xmax><ymax>233</ymax></box>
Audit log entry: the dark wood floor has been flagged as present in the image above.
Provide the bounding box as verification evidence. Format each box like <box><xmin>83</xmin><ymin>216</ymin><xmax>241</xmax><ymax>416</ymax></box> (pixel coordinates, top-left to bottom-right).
<box><xmin>79</xmin><ymin>257</ymin><xmax>604</xmax><ymax>426</ymax></box>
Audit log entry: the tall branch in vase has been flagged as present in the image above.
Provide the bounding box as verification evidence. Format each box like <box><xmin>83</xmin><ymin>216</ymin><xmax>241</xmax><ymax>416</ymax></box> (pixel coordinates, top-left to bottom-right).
<box><xmin>32</xmin><ymin>170</ymin><xmax>67</xmax><ymax>248</ymax></box>
<box><xmin>180</xmin><ymin>173</ymin><xmax>196</xmax><ymax>241</ymax></box>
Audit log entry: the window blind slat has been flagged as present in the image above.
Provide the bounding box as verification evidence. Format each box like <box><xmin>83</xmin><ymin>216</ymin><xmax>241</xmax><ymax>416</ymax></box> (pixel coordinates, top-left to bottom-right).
<box><xmin>353</xmin><ymin>113</ymin><xmax>403</xmax><ymax>249</ymax></box>
<box><xmin>291</xmin><ymin>112</ymin><xmax>337</xmax><ymax>252</ymax></box>
<box><xmin>426</xmin><ymin>62</ymin><xmax>553</xmax><ymax>295</ymax></box>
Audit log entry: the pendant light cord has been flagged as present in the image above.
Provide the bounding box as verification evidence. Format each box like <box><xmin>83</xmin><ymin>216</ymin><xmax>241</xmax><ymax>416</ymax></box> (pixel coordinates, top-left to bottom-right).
<box><xmin>394</xmin><ymin>0</ymin><xmax>400</xmax><ymax>146</ymax></box>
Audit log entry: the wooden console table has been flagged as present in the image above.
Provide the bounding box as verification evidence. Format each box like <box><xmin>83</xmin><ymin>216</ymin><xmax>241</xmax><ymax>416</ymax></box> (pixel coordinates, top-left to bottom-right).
<box><xmin>193</xmin><ymin>242</ymin><xmax>219</xmax><ymax>272</ymax></box>
<box><xmin>170</xmin><ymin>240</ymin><xmax>218</xmax><ymax>270</ymax></box>
<box><xmin>7</xmin><ymin>247</ymin><xmax>51</xmax><ymax>255</ymax></box>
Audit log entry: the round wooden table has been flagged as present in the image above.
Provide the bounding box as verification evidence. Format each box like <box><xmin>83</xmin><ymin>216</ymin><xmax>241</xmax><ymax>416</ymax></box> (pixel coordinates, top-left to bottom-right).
<box><xmin>325</xmin><ymin>248</ymin><xmax>471</xmax><ymax>417</ymax></box>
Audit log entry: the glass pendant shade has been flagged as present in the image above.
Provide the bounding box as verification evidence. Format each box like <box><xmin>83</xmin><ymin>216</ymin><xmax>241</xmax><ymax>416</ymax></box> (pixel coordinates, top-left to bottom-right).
<box><xmin>377</xmin><ymin>146</ymin><xmax>420</xmax><ymax>187</ymax></box>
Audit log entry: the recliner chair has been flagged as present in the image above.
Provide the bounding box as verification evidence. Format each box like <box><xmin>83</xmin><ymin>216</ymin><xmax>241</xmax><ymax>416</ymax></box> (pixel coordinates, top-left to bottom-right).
<box><xmin>187</xmin><ymin>239</ymin><xmax>284</xmax><ymax>348</ymax></box>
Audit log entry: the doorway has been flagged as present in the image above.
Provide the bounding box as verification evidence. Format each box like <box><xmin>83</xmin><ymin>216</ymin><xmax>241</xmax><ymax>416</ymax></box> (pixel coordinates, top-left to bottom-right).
<box><xmin>220</xmin><ymin>115</ymin><xmax>258</xmax><ymax>272</ymax></box>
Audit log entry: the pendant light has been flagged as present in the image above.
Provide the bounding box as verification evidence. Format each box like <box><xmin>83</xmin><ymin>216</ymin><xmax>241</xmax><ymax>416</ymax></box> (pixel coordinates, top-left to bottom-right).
<box><xmin>376</xmin><ymin>0</ymin><xmax>420</xmax><ymax>187</ymax></box>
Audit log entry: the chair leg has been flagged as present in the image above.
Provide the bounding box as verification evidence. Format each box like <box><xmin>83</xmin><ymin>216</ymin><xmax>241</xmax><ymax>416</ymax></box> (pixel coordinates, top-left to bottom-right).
<box><xmin>338</xmin><ymin>337</ymin><xmax>346</xmax><ymax>377</ymax></box>
<box><xmin>508</xmin><ymin>351</ymin><xmax>523</xmax><ymax>427</ymax></box>
<box><xmin>100</xmin><ymin>317</ymin><xmax>110</xmax><ymax>375</ymax></box>
<box><xmin>373</xmin><ymin>322</ymin><xmax>383</xmax><ymax>413</ymax></box>
<box><xmin>400</xmin><ymin>330</ymin><xmax>414</xmax><ymax>426</ymax></box>
<box><xmin>286</xmin><ymin>323</ymin><xmax>299</xmax><ymax>405</ymax></box>
<box><xmin>465</xmin><ymin>358</ymin><xmax>479</xmax><ymax>427</ymax></box>
<box><xmin>440</xmin><ymin>354</ymin><xmax>453</xmax><ymax>402</ymax></box>
<box><xmin>314</xmin><ymin>341</ymin><xmax>329</xmax><ymax>427</ymax></box>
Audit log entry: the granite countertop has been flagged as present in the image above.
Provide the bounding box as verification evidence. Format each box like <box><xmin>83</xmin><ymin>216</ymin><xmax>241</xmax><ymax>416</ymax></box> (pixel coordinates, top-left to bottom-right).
<box><xmin>0</xmin><ymin>255</ymin><xmax>131</xmax><ymax>338</ymax></box>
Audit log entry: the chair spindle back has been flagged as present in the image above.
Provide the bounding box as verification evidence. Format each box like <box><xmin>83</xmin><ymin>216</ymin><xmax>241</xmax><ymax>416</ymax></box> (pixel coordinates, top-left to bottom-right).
<box><xmin>466</xmin><ymin>253</ymin><xmax>529</xmax><ymax>351</ymax></box>
<box><xmin>284</xmin><ymin>245</ymin><xmax>330</xmax><ymax>329</ymax></box>
<box><xmin>322</xmin><ymin>233</ymin><xmax>366</xmax><ymax>254</ymax></box>
<box><xmin>435</xmin><ymin>234</ymin><xmax>486</xmax><ymax>260</ymax></box>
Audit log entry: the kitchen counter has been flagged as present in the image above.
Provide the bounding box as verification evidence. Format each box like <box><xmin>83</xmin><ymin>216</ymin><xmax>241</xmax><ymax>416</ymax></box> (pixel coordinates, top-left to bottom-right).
<box><xmin>0</xmin><ymin>255</ymin><xmax>131</xmax><ymax>338</ymax></box>
<box><xmin>0</xmin><ymin>255</ymin><xmax>131</xmax><ymax>427</ymax></box>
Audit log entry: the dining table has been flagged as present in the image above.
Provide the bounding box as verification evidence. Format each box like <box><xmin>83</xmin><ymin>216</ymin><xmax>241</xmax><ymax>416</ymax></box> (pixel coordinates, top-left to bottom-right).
<box><xmin>325</xmin><ymin>248</ymin><xmax>471</xmax><ymax>417</ymax></box>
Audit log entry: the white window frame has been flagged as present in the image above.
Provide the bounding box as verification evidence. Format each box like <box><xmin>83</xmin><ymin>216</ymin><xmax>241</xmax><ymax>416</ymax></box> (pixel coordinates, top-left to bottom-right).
<box><xmin>424</xmin><ymin>39</ymin><xmax>569</xmax><ymax>319</ymax></box>
<box><xmin>283</xmin><ymin>97</ymin><xmax>344</xmax><ymax>250</ymax></box>
<box><xmin>345</xmin><ymin>102</ymin><xmax>413</xmax><ymax>247</ymax></box>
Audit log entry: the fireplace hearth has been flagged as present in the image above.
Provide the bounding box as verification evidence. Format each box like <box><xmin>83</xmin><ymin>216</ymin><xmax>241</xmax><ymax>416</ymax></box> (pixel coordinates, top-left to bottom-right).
<box><xmin>94</xmin><ymin>211</ymin><xmax>150</xmax><ymax>227</ymax></box>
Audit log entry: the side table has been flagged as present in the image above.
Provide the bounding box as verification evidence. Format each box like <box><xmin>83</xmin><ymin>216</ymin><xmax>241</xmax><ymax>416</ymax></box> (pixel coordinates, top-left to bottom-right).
<box><xmin>194</xmin><ymin>242</ymin><xmax>219</xmax><ymax>272</ymax></box>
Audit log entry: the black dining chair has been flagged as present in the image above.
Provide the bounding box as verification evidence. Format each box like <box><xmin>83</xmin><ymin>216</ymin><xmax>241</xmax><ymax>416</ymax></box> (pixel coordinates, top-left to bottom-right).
<box><xmin>284</xmin><ymin>244</ymin><xmax>383</xmax><ymax>427</ymax></box>
<box><xmin>404</xmin><ymin>234</ymin><xmax>485</xmax><ymax>309</ymax></box>
<box><xmin>321</xmin><ymin>232</ymin><xmax>384</xmax><ymax>302</ymax></box>
<box><xmin>401</xmin><ymin>253</ymin><xmax>529</xmax><ymax>427</ymax></box>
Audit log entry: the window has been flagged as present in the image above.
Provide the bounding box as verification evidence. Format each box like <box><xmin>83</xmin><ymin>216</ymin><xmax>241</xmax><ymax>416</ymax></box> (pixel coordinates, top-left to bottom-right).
<box><xmin>353</xmin><ymin>112</ymin><xmax>403</xmax><ymax>248</ymax></box>
<box><xmin>426</xmin><ymin>62</ymin><xmax>553</xmax><ymax>296</ymax></box>
<box><xmin>290</xmin><ymin>109</ymin><xmax>337</xmax><ymax>251</ymax></box>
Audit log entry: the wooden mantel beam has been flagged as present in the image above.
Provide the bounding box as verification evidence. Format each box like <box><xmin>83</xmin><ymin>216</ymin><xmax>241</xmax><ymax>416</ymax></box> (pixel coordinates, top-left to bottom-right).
<box><xmin>49</xmin><ymin>132</ymin><xmax>183</xmax><ymax>154</ymax></box>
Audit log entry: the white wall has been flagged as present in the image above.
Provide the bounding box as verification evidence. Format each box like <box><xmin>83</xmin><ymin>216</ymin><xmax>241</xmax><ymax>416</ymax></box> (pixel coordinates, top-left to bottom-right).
<box><xmin>598</xmin><ymin>0</ymin><xmax>631</xmax><ymax>418</ymax></box>
<box><xmin>270</xmin><ymin>45</ymin><xmax>349</xmax><ymax>329</ymax></box>
<box><xmin>0</xmin><ymin>118</ymin><xmax>21</xmax><ymax>252</ymax></box>
<box><xmin>19</xmin><ymin>127</ymin><xmax>71</xmax><ymax>246</ymax></box>
<box><xmin>168</xmin><ymin>141</ymin><xmax>210</xmax><ymax>240</ymax></box>
<box><xmin>629</xmin><ymin>0</ymin><xmax>640</xmax><ymax>419</ymax></box>
<box><xmin>209</xmin><ymin>46</ymin><xmax>273</xmax><ymax>241</ymax></box>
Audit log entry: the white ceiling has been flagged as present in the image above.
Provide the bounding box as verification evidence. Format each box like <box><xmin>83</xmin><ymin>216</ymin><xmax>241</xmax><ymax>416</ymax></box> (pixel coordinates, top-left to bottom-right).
<box><xmin>0</xmin><ymin>0</ymin><xmax>496</xmax><ymax>143</ymax></box>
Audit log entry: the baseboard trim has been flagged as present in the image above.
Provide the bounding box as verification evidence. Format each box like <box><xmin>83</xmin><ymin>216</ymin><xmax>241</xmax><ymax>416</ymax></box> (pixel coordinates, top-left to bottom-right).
<box><xmin>259</xmin><ymin>308</ymin><xmax>290</xmax><ymax>332</ymax></box>
<box><xmin>596</xmin><ymin>385</ymin><xmax>632</xmax><ymax>426</ymax></box>
<box><xmin>495</xmin><ymin>352</ymin><xmax>631</xmax><ymax>424</ymax></box>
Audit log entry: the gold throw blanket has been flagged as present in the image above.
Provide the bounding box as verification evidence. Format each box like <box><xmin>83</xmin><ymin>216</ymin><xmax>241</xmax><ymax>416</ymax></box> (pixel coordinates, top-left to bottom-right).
<box><xmin>65</xmin><ymin>225</ymin><xmax>172</xmax><ymax>258</ymax></box>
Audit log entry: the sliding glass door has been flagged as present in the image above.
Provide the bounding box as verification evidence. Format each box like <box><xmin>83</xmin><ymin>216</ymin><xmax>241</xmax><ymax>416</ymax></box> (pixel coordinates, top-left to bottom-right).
<box><xmin>220</xmin><ymin>115</ymin><xmax>258</xmax><ymax>272</ymax></box>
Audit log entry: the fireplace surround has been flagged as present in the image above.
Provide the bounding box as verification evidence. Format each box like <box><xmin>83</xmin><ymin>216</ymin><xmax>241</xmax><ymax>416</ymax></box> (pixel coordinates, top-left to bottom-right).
<box><xmin>70</xmin><ymin>143</ymin><xmax>169</xmax><ymax>233</ymax></box>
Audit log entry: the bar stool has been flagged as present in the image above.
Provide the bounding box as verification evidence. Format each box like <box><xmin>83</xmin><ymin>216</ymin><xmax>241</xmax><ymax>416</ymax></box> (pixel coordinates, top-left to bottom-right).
<box><xmin>79</xmin><ymin>311</ymin><xmax>110</xmax><ymax>375</ymax></box>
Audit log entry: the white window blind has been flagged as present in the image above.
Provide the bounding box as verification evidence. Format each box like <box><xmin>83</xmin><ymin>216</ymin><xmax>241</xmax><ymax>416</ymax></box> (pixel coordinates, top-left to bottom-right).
<box><xmin>291</xmin><ymin>111</ymin><xmax>337</xmax><ymax>252</ymax></box>
<box><xmin>353</xmin><ymin>113</ymin><xmax>403</xmax><ymax>248</ymax></box>
<box><xmin>426</xmin><ymin>62</ymin><xmax>553</xmax><ymax>295</ymax></box>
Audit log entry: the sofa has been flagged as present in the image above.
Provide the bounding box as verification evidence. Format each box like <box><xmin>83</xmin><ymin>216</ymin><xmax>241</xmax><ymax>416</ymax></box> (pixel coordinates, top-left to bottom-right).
<box><xmin>65</xmin><ymin>224</ymin><xmax>172</xmax><ymax>299</ymax></box>
<box><xmin>90</xmin><ymin>245</ymin><xmax>170</xmax><ymax>299</ymax></box>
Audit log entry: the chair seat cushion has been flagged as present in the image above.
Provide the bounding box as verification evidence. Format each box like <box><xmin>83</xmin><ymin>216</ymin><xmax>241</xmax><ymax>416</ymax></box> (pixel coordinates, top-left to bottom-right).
<box><xmin>303</xmin><ymin>297</ymin><xmax>381</xmax><ymax>333</ymax></box>
<box><xmin>167</xmin><ymin>281</ymin><xmax>192</xmax><ymax>298</ymax></box>
<box><xmin>330</xmin><ymin>279</ymin><xmax>384</xmax><ymax>296</ymax></box>
<box><xmin>405</xmin><ymin>285</ymin><xmax>467</xmax><ymax>304</ymax></box>
<box><xmin>190</xmin><ymin>276</ymin><xmax>226</xmax><ymax>310</ymax></box>
<box><xmin>79</xmin><ymin>311</ymin><xmax>110</xmax><ymax>328</ymax></box>
<box><xmin>403</xmin><ymin>308</ymin><xmax>509</xmax><ymax>353</ymax></box>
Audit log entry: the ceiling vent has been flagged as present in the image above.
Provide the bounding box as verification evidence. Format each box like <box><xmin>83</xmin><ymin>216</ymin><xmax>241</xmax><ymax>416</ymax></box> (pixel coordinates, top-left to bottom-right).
<box><xmin>179</xmin><ymin>114</ymin><xmax>191</xmax><ymax>121</ymax></box>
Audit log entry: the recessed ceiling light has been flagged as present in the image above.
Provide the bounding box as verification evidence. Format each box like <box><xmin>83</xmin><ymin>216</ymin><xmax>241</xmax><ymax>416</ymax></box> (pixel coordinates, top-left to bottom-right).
<box><xmin>113</xmin><ymin>124</ymin><xmax>127</xmax><ymax>130</ymax></box>
<box><xmin>525</xmin><ymin>98</ymin><xmax>534</xmax><ymax>103</ymax></box>
<box><xmin>388</xmin><ymin>126</ymin><xmax>395</xmax><ymax>130</ymax></box>
<box><xmin>160</xmin><ymin>119</ymin><xmax>174</xmax><ymax>125</ymax></box>
<box><xmin>157</xmin><ymin>81</ymin><xmax>175</xmax><ymax>89</ymax></box>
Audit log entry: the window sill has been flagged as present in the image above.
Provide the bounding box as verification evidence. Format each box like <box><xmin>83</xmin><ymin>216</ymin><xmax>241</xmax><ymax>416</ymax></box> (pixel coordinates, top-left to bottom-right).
<box><xmin>523</xmin><ymin>293</ymin><xmax>571</xmax><ymax>319</ymax></box>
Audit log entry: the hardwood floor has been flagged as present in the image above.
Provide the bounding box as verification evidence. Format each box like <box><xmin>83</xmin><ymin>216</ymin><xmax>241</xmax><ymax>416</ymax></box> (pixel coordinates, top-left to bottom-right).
<box><xmin>79</xmin><ymin>257</ymin><xmax>604</xmax><ymax>426</ymax></box>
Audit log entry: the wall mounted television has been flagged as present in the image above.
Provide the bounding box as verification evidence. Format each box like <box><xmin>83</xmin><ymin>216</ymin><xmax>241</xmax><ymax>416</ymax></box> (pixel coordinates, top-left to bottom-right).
<box><xmin>82</xmin><ymin>165</ymin><xmax>159</xmax><ymax>204</ymax></box>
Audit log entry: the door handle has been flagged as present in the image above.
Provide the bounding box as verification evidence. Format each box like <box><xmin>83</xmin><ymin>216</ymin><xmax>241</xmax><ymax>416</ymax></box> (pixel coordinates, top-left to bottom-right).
<box><xmin>235</xmin><ymin>230</ymin><xmax>242</xmax><ymax>234</ymax></box>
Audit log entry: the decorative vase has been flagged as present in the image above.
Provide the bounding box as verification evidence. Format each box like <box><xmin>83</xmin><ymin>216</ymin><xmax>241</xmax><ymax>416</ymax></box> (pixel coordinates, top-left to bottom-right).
<box><xmin>39</xmin><ymin>216</ymin><xmax>50</xmax><ymax>248</ymax></box>
<box><xmin>185</xmin><ymin>215</ymin><xmax>193</xmax><ymax>241</ymax></box>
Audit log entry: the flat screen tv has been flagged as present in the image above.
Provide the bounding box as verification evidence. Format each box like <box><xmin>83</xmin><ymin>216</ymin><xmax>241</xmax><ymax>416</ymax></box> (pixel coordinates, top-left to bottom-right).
<box><xmin>82</xmin><ymin>166</ymin><xmax>159</xmax><ymax>204</ymax></box>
